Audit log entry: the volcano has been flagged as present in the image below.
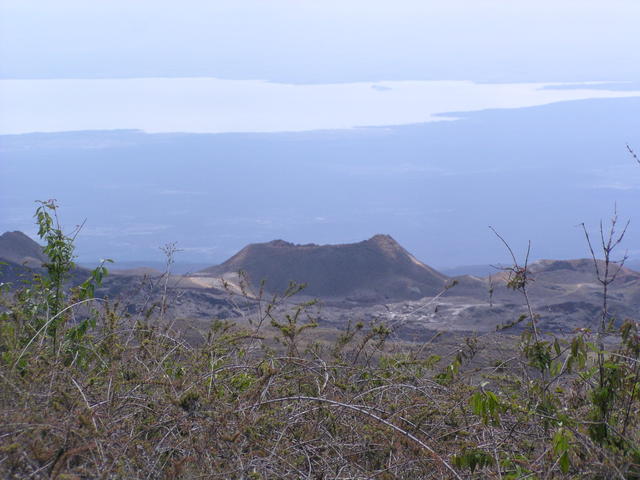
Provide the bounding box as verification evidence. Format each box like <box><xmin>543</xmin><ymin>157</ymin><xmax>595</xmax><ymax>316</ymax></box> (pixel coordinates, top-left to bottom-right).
<box><xmin>199</xmin><ymin>234</ymin><xmax>449</xmax><ymax>301</ymax></box>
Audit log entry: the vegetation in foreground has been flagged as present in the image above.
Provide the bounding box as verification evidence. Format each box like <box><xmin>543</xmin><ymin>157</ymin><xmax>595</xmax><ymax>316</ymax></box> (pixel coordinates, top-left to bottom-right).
<box><xmin>1</xmin><ymin>201</ymin><xmax>639</xmax><ymax>479</ymax></box>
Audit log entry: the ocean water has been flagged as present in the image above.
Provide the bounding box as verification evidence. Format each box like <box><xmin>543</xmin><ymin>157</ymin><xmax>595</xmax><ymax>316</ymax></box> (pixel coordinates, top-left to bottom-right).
<box><xmin>1</xmin><ymin>78</ymin><xmax>640</xmax><ymax>135</ymax></box>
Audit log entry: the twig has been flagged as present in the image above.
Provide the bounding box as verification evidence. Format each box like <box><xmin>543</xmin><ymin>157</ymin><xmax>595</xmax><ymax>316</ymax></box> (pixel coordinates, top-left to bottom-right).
<box><xmin>249</xmin><ymin>395</ymin><xmax>463</xmax><ymax>479</ymax></box>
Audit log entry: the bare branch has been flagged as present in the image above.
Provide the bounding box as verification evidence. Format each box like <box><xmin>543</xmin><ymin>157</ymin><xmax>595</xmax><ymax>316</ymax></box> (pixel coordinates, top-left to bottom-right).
<box><xmin>250</xmin><ymin>395</ymin><xmax>463</xmax><ymax>480</ymax></box>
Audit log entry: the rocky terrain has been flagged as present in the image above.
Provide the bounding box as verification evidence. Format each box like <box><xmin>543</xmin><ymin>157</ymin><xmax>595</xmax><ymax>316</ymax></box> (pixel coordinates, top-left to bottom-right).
<box><xmin>2</xmin><ymin>230</ymin><xmax>638</xmax><ymax>336</ymax></box>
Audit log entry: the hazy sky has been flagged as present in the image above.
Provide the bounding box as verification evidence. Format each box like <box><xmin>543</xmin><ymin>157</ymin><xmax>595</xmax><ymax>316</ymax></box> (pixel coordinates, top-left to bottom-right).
<box><xmin>2</xmin><ymin>1</ymin><xmax>639</xmax><ymax>82</ymax></box>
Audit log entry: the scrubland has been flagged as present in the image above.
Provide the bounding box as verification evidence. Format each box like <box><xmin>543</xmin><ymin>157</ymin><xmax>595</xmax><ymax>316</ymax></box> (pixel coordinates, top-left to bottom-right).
<box><xmin>1</xmin><ymin>201</ymin><xmax>639</xmax><ymax>479</ymax></box>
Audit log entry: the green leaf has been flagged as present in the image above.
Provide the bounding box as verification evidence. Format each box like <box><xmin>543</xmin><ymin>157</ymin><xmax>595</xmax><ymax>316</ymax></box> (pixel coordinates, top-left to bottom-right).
<box><xmin>559</xmin><ymin>452</ymin><xmax>570</xmax><ymax>473</ymax></box>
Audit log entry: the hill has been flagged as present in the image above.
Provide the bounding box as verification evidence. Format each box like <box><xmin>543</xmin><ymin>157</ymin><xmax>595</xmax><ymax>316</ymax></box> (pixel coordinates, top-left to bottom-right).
<box><xmin>2</xmin><ymin>229</ymin><xmax>638</xmax><ymax>333</ymax></box>
<box><xmin>0</xmin><ymin>231</ymin><xmax>47</xmax><ymax>267</ymax></box>
<box><xmin>199</xmin><ymin>234</ymin><xmax>449</xmax><ymax>301</ymax></box>
<box><xmin>528</xmin><ymin>258</ymin><xmax>640</xmax><ymax>285</ymax></box>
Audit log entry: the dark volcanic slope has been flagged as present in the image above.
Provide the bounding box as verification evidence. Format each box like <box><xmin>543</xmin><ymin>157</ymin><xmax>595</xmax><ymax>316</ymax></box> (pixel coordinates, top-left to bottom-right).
<box><xmin>531</xmin><ymin>259</ymin><xmax>640</xmax><ymax>284</ymax></box>
<box><xmin>0</xmin><ymin>231</ymin><xmax>96</xmax><ymax>287</ymax></box>
<box><xmin>491</xmin><ymin>258</ymin><xmax>640</xmax><ymax>292</ymax></box>
<box><xmin>0</xmin><ymin>231</ymin><xmax>47</xmax><ymax>267</ymax></box>
<box><xmin>201</xmin><ymin>234</ymin><xmax>449</xmax><ymax>300</ymax></box>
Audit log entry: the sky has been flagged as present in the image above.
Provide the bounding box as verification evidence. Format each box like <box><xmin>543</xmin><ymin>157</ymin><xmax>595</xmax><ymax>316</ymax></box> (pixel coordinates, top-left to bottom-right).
<box><xmin>1</xmin><ymin>1</ymin><xmax>639</xmax><ymax>82</ymax></box>
<box><xmin>0</xmin><ymin>1</ymin><xmax>639</xmax><ymax>268</ymax></box>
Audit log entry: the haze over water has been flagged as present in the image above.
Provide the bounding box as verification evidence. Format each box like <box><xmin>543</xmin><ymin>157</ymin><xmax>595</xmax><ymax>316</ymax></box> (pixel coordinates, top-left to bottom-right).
<box><xmin>2</xmin><ymin>78</ymin><xmax>640</xmax><ymax>135</ymax></box>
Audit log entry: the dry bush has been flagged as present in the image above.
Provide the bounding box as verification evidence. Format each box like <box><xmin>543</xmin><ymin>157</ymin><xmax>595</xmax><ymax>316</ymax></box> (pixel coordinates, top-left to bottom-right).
<box><xmin>1</xmin><ymin>201</ymin><xmax>639</xmax><ymax>479</ymax></box>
